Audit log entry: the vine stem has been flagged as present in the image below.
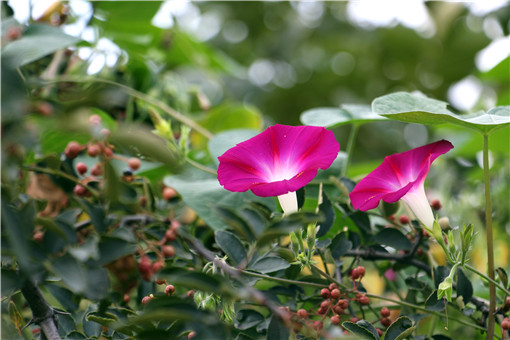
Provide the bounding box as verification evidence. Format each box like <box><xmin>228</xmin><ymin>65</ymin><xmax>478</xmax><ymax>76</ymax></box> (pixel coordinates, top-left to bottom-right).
<box><xmin>40</xmin><ymin>77</ymin><xmax>215</xmax><ymax>140</ymax></box>
<box><xmin>464</xmin><ymin>264</ymin><xmax>510</xmax><ymax>295</ymax></box>
<box><xmin>342</xmin><ymin>124</ymin><xmax>359</xmax><ymax>177</ymax></box>
<box><xmin>483</xmin><ymin>133</ymin><xmax>496</xmax><ymax>340</ymax></box>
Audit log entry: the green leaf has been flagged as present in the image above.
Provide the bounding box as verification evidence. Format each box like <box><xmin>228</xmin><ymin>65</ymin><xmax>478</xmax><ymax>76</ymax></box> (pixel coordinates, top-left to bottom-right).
<box><xmin>300</xmin><ymin>104</ymin><xmax>385</xmax><ymax>128</ymax></box>
<box><xmin>215</xmin><ymin>230</ymin><xmax>247</xmax><ymax>266</ymax></box>
<box><xmin>267</xmin><ymin>315</ymin><xmax>290</xmax><ymax>340</ymax></box>
<box><xmin>316</xmin><ymin>191</ymin><xmax>335</xmax><ymax>237</ymax></box>
<box><xmin>256</xmin><ymin>212</ymin><xmax>321</xmax><ymax>246</ymax></box>
<box><xmin>94</xmin><ymin>236</ymin><xmax>137</xmax><ymax>266</ymax></box>
<box><xmin>195</xmin><ymin>104</ymin><xmax>263</xmax><ymax>149</ymax></box>
<box><xmin>496</xmin><ymin>267</ymin><xmax>508</xmax><ymax>290</ymax></box>
<box><xmin>372</xmin><ymin>92</ymin><xmax>510</xmax><ymax>135</ymax></box>
<box><xmin>235</xmin><ymin>309</ymin><xmax>265</xmax><ymax>330</ymax></box>
<box><xmin>1</xmin><ymin>24</ymin><xmax>80</xmax><ymax>67</ymax></box>
<box><xmin>425</xmin><ymin>290</ymin><xmax>446</xmax><ymax>311</ymax></box>
<box><xmin>159</xmin><ymin>269</ymin><xmax>231</xmax><ymax>296</ymax></box>
<box><xmin>384</xmin><ymin>316</ymin><xmax>415</xmax><ymax>340</ymax></box>
<box><xmin>208</xmin><ymin>129</ymin><xmax>259</xmax><ymax>165</ymax></box>
<box><xmin>52</xmin><ymin>254</ymin><xmax>88</xmax><ymax>294</ymax></box>
<box><xmin>342</xmin><ymin>321</ymin><xmax>377</xmax><ymax>340</ymax></box>
<box><xmin>164</xmin><ymin>167</ymin><xmax>275</xmax><ymax>230</ymax></box>
<box><xmin>356</xmin><ymin>320</ymin><xmax>380</xmax><ymax>340</ymax></box>
<box><xmin>1</xmin><ymin>269</ymin><xmax>21</xmax><ymax>296</ymax></box>
<box><xmin>330</xmin><ymin>232</ymin><xmax>352</xmax><ymax>259</ymax></box>
<box><xmin>249</xmin><ymin>256</ymin><xmax>290</xmax><ymax>274</ymax></box>
<box><xmin>456</xmin><ymin>269</ymin><xmax>473</xmax><ymax>303</ymax></box>
<box><xmin>374</xmin><ymin>228</ymin><xmax>412</xmax><ymax>251</ymax></box>
<box><xmin>85</xmin><ymin>267</ymin><xmax>110</xmax><ymax>301</ymax></box>
<box><xmin>214</xmin><ymin>206</ymin><xmax>257</xmax><ymax>242</ymax></box>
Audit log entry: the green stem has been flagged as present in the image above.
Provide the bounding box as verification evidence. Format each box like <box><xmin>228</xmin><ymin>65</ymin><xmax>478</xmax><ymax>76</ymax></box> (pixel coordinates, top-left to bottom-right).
<box><xmin>240</xmin><ymin>269</ymin><xmax>325</xmax><ymax>288</ymax></box>
<box><xmin>22</xmin><ymin>165</ymin><xmax>100</xmax><ymax>199</ymax></box>
<box><xmin>464</xmin><ymin>264</ymin><xmax>510</xmax><ymax>295</ymax></box>
<box><xmin>343</xmin><ymin>124</ymin><xmax>359</xmax><ymax>177</ymax></box>
<box><xmin>185</xmin><ymin>158</ymin><xmax>217</xmax><ymax>175</ymax></box>
<box><xmin>310</xmin><ymin>263</ymin><xmax>349</xmax><ymax>290</ymax></box>
<box><xmin>483</xmin><ymin>134</ymin><xmax>496</xmax><ymax>340</ymax></box>
<box><xmin>41</xmin><ymin>77</ymin><xmax>215</xmax><ymax>139</ymax></box>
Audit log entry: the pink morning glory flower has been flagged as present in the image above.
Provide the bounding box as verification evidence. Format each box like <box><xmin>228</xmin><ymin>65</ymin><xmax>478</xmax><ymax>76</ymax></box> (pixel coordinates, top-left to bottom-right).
<box><xmin>349</xmin><ymin>140</ymin><xmax>453</xmax><ymax>229</ymax></box>
<box><xmin>217</xmin><ymin>124</ymin><xmax>340</xmax><ymax>214</ymax></box>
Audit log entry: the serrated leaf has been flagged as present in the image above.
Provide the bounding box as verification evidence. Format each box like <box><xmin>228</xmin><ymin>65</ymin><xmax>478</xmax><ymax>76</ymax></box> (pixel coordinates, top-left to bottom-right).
<box><xmin>374</xmin><ymin>228</ymin><xmax>412</xmax><ymax>251</ymax></box>
<box><xmin>215</xmin><ymin>230</ymin><xmax>247</xmax><ymax>266</ymax></box>
<box><xmin>342</xmin><ymin>321</ymin><xmax>377</xmax><ymax>340</ymax></box>
<box><xmin>356</xmin><ymin>320</ymin><xmax>380</xmax><ymax>340</ymax></box>
<box><xmin>384</xmin><ymin>316</ymin><xmax>415</xmax><ymax>340</ymax></box>
<box><xmin>372</xmin><ymin>92</ymin><xmax>510</xmax><ymax>135</ymax></box>
<box><xmin>300</xmin><ymin>104</ymin><xmax>385</xmax><ymax>128</ymax></box>
<box><xmin>249</xmin><ymin>256</ymin><xmax>290</xmax><ymax>274</ymax></box>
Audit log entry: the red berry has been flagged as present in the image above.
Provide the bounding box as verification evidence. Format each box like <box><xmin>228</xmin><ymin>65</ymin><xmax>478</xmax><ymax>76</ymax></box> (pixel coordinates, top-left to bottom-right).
<box><xmin>170</xmin><ymin>220</ymin><xmax>181</xmax><ymax>231</ymax></box>
<box><xmin>377</xmin><ymin>328</ymin><xmax>383</xmax><ymax>336</ymax></box>
<box><xmin>356</xmin><ymin>266</ymin><xmax>365</xmax><ymax>277</ymax></box>
<box><xmin>330</xmin><ymin>288</ymin><xmax>340</xmax><ymax>300</ymax></box>
<box><xmin>187</xmin><ymin>290</ymin><xmax>195</xmax><ymax>298</ymax></box>
<box><xmin>350</xmin><ymin>317</ymin><xmax>359</xmax><ymax>323</ymax></box>
<box><xmin>399</xmin><ymin>215</ymin><xmax>410</xmax><ymax>224</ymax></box>
<box><xmin>162</xmin><ymin>245</ymin><xmax>175</xmax><ymax>258</ymax></box>
<box><xmin>388</xmin><ymin>214</ymin><xmax>395</xmax><ymax>221</ymax></box>
<box><xmin>88</xmin><ymin>144</ymin><xmax>101</xmax><ymax>157</ymax></box>
<box><xmin>505</xmin><ymin>297</ymin><xmax>510</xmax><ymax>310</ymax></box>
<box><xmin>138</xmin><ymin>255</ymin><xmax>152</xmax><ymax>280</ymax></box>
<box><xmin>317</xmin><ymin>307</ymin><xmax>327</xmax><ymax>315</ymax></box>
<box><xmin>330</xmin><ymin>315</ymin><xmax>340</xmax><ymax>325</ymax></box>
<box><xmin>7</xmin><ymin>26</ymin><xmax>23</xmax><ymax>40</ymax></box>
<box><xmin>152</xmin><ymin>260</ymin><xmax>164</xmax><ymax>273</ymax></box>
<box><xmin>313</xmin><ymin>321</ymin><xmax>323</xmax><ymax>331</ymax></box>
<box><xmin>502</xmin><ymin>318</ymin><xmax>510</xmax><ymax>330</ymax></box>
<box><xmin>430</xmin><ymin>199</ymin><xmax>442</xmax><ymax>211</ymax></box>
<box><xmin>320</xmin><ymin>288</ymin><xmax>330</xmax><ymax>299</ymax></box>
<box><xmin>76</xmin><ymin>162</ymin><xmax>88</xmax><ymax>175</ymax></box>
<box><xmin>36</xmin><ymin>102</ymin><xmax>53</xmax><ymax>116</ymax></box>
<box><xmin>163</xmin><ymin>186</ymin><xmax>177</xmax><ymax>201</ymax></box>
<box><xmin>100</xmin><ymin>128</ymin><xmax>111</xmax><ymax>138</ymax></box>
<box><xmin>141</xmin><ymin>296</ymin><xmax>151</xmax><ymax>305</ymax></box>
<box><xmin>188</xmin><ymin>331</ymin><xmax>196</xmax><ymax>339</ymax></box>
<box><xmin>381</xmin><ymin>317</ymin><xmax>391</xmax><ymax>327</ymax></box>
<box><xmin>339</xmin><ymin>299</ymin><xmax>349</xmax><ymax>309</ymax></box>
<box><xmin>320</xmin><ymin>300</ymin><xmax>331</xmax><ymax>309</ymax></box>
<box><xmin>165</xmin><ymin>229</ymin><xmax>177</xmax><ymax>242</ymax></box>
<box><xmin>73</xmin><ymin>184</ymin><xmax>87</xmax><ymax>197</ymax></box>
<box><xmin>88</xmin><ymin>114</ymin><xmax>102</xmax><ymax>125</ymax></box>
<box><xmin>103</xmin><ymin>147</ymin><xmax>114</xmax><ymax>158</ymax></box>
<box><xmin>329</xmin><ymin>283</ymin><xmax>338</xmax><ymax>291</ymax></box>
<box><xmin>155</xmin><ymin>279</ymin><xmax>166</xmax><ymax>285</ymax></box>
<box><xmin>359</xmin><ymin>296</ymin><xmax>370</xmax><ymax>305</ymax></box>
<box><xmin>91</xmin><ymin>164</ymin><xmax>103</xmax><ymax>176</ymax></box>
<box><xmin>128</xmin><ymin>157</ymin><xmax>141</xmax><ymax>171</ymax></box>
<box><xmin>123</xmin><ymin>293</ymin><xmax>130</xmax><ymax>303</ymax></box>
<box><xmin>380</xmin><ymin>307</ymin><xmax>391</xmax><ymax>318</ymax></box>
<box><xmin>297</xmin><ymin>309</ymin><xmax>308</xmax><ymax>319</ymax></box>
<box><xmin>333</xmin><ymin>306</ymin><xmax>344</xmax><ymax>315</ymax></box>
<box><xmin>65</xmin><ymin>141</ymin><xmax>82</xmax><ymax>159</ymax></box>
<box><xmin>165</xmin><ymin>285</ymin><xmax>175</xmax><ymax>295</ymax></box>
<box><xmin>33</xmin><ymin>231</ymin><xmax>44</xmax><ymax>243</ymax></box>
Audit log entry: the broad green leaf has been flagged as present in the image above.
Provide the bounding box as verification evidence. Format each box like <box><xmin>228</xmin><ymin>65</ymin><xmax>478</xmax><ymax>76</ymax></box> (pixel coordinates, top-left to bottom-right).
<box><xmin>249</xmin><ymin>256</ymin><xmax>290</xmax><ymax>274</ymax></box>
<box><xmin>1</xmin><ymin>24</ymin><xmax>80</xmax><ymax>67</ymax></box>
<box><xmin>372</xmin><ymin>92</ymin><xmax>510</xmax><ymax>135</ymax></box>
<box><xmin>85</xmin><ymin>267</ymin><xmax>110</xmax><ymax>301</ymax></box>
<box><xmin>1</xmin><ymin>269</ymin><xmax>21</xmax><ymax>296</ymax></box>
<box><xmin>215</xmin><ymin>230</ymin><xmax>247</xmax><ymax>266</ymax></box>
<box><xmin>316</xmin><ymin>191</ymin><xmax>335</xmax><ymax>237</ymax></box>
<box><xmin>214</xmin><ymin>206</ymin><xmax>257</xmax><ymax>242</ymax></box>
<box><xmin>195</xmin><ymin>104</ymin><xmax>263</xmax><ymax>148</ymax></box>
<box><xmin>267</xmin><ymin>315</ymin><xmax>290</xmax><ymax>340</ymax></box>
<box><xmin>208</xmin><ymin>129</ymin><xmax>259</xmax><ymax>165</ymax></box>
<box><xmin>384</xmin><ymin>316</ymin><xmax>415</xmax><ymax>340</ymax></box>
<box><xmin>159</xmin><ymin>269</ymin><xmax>232</xmax><ymax>296</ymax></box>
<box><xmin>374</xmin><ymin>228</ymin><xmax>412</xmax><ymax>251</ymax></box>
<box><xmin>456</xmin><ymin>269</ymin><xmax>473</xmax><ymax>303</ymax></box>
<box><xmin>164</xmin><ymin>167</ymin><xmax>275</xmax><ymax>230</ymax></box>
<box><xmin>342</xmin><ymin>321</ymin><xmax>378</xmax><ymax>340</ymax></box>
<box><xmin>330</xmin><ymin>232</ymin><xmax>352</xmax><ymax>258</ymax></box>
<box><xmin>300</xmin><ymin>104</ymin><xmax>385</xmax><ymax>128</ymax></box>
<box><xmin>256</xmin><ymin>212</ymin><xmax>321</xmax><ymax>246</ymax></box>
<box><xmin>52</xmin><ymin>254</ymin><xmax>88</xmax><ymax>294</ymax></box>
<box><xmin>356</xmin><ymin>320</ymin><xmax>380</xmax><ymax>340</ymax></box>
<box><xmin>235</xmin><ymin>309</ymin><xmax>265</xmax><ymax>330</ymax></box>
<box><xmin>94</xmin><ymin>236</ymin><xmax>137</xmax><ymax>266</ymax></box>
<box><xmin>425</xmin><ymin>290</ymin><xmax>446</xmax><ymax>311</ymax></box>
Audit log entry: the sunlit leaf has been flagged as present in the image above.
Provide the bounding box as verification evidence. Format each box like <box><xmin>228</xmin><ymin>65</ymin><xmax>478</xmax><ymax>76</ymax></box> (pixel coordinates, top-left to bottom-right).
<box><xmin>300</xmin><ymin>104</ymin><xmax>385</xmax><ymax>128</ymax></box>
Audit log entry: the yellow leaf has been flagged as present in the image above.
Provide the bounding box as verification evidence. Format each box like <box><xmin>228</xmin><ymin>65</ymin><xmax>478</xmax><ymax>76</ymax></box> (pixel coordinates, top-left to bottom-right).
<box><xmin>8</xmin><ymin>301</ymin><xmax>24</xmax><ymax>336</ymax></box>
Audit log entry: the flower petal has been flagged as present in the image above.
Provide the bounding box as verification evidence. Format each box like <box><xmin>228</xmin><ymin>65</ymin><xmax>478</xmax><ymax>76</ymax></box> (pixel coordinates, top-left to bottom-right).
<box><xmin>218</xmin><ymin>124</ymin><xmax>340</xmax><ymax>197</ymax></box>
<box><xmin>349</xmin><ymin>140</ymin><xmax>453</xmax><ymax>211</ymax></box>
